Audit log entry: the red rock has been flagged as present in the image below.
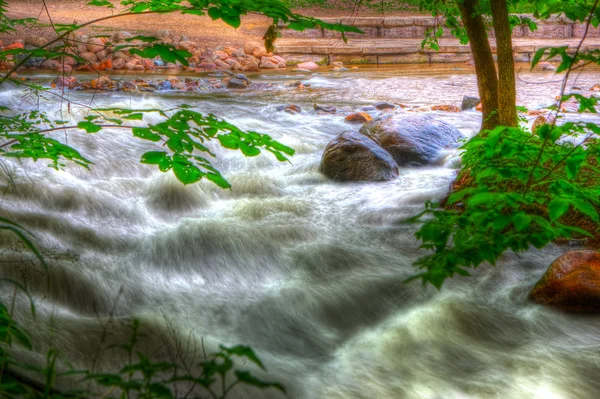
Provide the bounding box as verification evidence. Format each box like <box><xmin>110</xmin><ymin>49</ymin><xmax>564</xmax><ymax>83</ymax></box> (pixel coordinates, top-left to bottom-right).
<box><xmin>284</xmin><ymin>104</ymin><xmax>302</xmax><ymax>114</ymax></box>
<box><xmin>97</xmin><ymin>59</ymin><xmax>112</xmax><ymax>70</ymax></box>
<box><xmin>297</xmin><ymin>61</ymin><xmax>319</xmax><ymax>70</ymax></box>
<box><xmin>90</xmin><ymin>76</ymin><xmax>113</xmax><ymax>90</ymax></box>
<box><xmin>345</xmin><ymin>112</ymin><xmax>373</xmax><ymax>124</ymax></box>
<box><xmin>476</xmin><ymin>103</ymin><xmax>483</xmax><ymax>111</ymax></box>
<box><xmin>4</xmin><ymin>41</ymin><xmax>24</xmax><ymax>50</ymax></box>
<box><xmin>188</xmin><ymin>56</ymin><xmax>200</xmax><ymax>64</ymax></box>
<box><xmin>530</xmin><ymin>251</ymin><xmax>600</xmax><ymax>312</ymax></box>
<box><xmin>141</xmin><ymin>59</ymin><xmax>154</xmax><ymax>70</ymax></box>
<box><xmin>87</xmin><ymin>37</ymin><xmax>105</xmax><ymax>53</ymax></box>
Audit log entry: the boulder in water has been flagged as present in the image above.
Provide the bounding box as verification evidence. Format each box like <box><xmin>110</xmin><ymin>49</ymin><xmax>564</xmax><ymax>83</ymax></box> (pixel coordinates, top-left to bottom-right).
<box><xmin>345</xmin><ymin>112</ymin><xmax>372</xmax><ymax>124</ymax></box>
<box><xmin>320</xmin><ymin>131</ymin><xmax>399</xmax><ymax>182</ymax></box>
<box><xmin>529</xmin><ymin>250</ymin><xmax>600</xmax><ymax>313</ymax></box>
<box><xmin>359</xmin><ymin>114</ymin><xmax>464</xmax><ymax>166</ymax></box>
<box><xmin>461</xmin><ymin>95</ymin><xmax>481</xmax><ymax>110</ymax></box>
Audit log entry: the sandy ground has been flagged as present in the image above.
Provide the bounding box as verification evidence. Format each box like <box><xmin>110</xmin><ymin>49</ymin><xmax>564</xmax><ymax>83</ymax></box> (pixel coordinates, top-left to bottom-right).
<box><xmin>1</xmin><ymin>0</ymin><xmax>419</xmax><ymax>48</ymax></box>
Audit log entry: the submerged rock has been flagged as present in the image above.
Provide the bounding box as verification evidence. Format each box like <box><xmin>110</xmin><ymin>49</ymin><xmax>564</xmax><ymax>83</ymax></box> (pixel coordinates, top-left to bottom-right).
<box><xmin>529</xmin><ymin>251</ymin><xmax>600</xmax><ymax>313</ymax></box>
<box><xmin>359</xmin><ymin>114</ymin><xmax>464</xmax><ymax>166</ymax></box>
<box><xmin>320</xmin><ymin>131</ymin><xmax>399</xmax><ymax>182</ymax></box>
<box><xmin>373</xmin><ymin>102</ymin><xmax>396</xmax><ymax>110</ymax></box>
<box><xmin>227</xmin><ymin>77</ymin><xmax>249</xmax><ymax>89</ymax></box>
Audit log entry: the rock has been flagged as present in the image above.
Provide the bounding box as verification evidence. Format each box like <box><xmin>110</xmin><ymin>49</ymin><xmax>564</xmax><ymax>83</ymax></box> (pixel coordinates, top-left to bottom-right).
<box><xmin>40</xmin><ymin>59</ymin><xmax>59</xmax><ymax>70</ymax></box>
<box><xmin>531</xmin><ymin>114</ymin><xmax>556</xmax><ymax>133</ymax></box>
<box><xmin>294</xmin><ymin>68</ymin><xmax>312</xmax><ymax>73</ymax></box>
<box><xmin>197</xmin><ymin>62</ymin><xmax>216</xmax><ymax>71</ymax></box>
<box><xmin>125</xmin><ymin>60</ymin><xmax>140</xmax><ymax>70</ymax></box>
<box><xmin>112</xmin><ymin>58</ymin><xmax>126</xmax><ymax>70</ymax></box>
<box><xmin>331</xmin><ymin>67</ymin><xmax>349</xmax><ymax>72</ymax></box>
<box><xmin>314</xmin><ymin>104</ymin><xmax>337</xmax><ymax>113</ymax></box>
<box><xmin>76</xmin><ymin>44</ymin><xmax>88</xmax><ymax>54</ymax></box>
<box><xmin>53</xmin><ymin>76</ymin><xmax>77</xmax><ymax>89</ymax></box>
<box><xmin>97</xmin><ymin>59</ymin><xmax>113</xmax><ymax>70</ymax></box>
<box><xmin>86</xmin><ymin>37</ymin><xmax>105</xmax><ymax>53</ymax></box>
<box><xmin>61</xmin><ymin>56</ymin><xmax>77</xmax><ymax>66</ymax></box>
<box><xmin>122</xmin><ymin>80</ymin><xmax>138</xmax><ymax>91</ymax></box>
<box><xmin>461</xmin><ymin>95</ymin><xmax>481</xmax><ymax>110</ymax></box>
<box><xmin>214</xmin><ymin>50</ymin><xmax>229</xmax><ymax>60</ymax></box>
<box><xmin>159</xmin><ymin>81</ymin><xmax>172</xmax><ymax>90</ymax></box>
<box><xmin>4</xmin><ymin>41</ymin><xmax>24</xmax><ymax>51</ymax></box>
<box><xmin>140</xmin><ymin>58</ymin><xmax>155</xmax><ymax>70</ymax></box>
<box><xmin>156</xmin><ymin>29</ymin><xmax>172</xmax><ymax>39</ymax></box>
<box><xmin>259</xmin><ymin>57</ymin><xmax>278</xmax><ymax>69</ymax></box>
<box><xmin>330</xmin><ymin>61</ymin><xmax>344</xmax><ymax>68</ymax></box>
<box><xmin>227</xmin><ymin>77</ymin><xmax>249</xmax><ymax>89</ymax></box>
<box><xmin>320</xmin><ymin>131</ymin><xmax>399</xmax><ymax>182</ymax></box>
<box><xmin>57</xmin><ymin>64</ymin><xmax>72</xmax><ymax>73</ymax></box>
<box><xmin>244</xmin><ymin>41</ymin><xmax>262</xmax><ymax>57</ymax></box>
<box><xmin>345</xmin><ymin>112</ymin><xmax>373</xmax><ymax>124</ymax></box>
<box><xmin>80</xmin><ymin>51</ymin><xmax>98</xmax><ymax>63</ymax></box>
<box><xmin>283</xmin><ymin>104</ymin><xmax>302</xmax><ymax>114</ymax></box>
<box><xmin>24</xmin><ymin>36</ymin><xmax>47</xmax><ymax>47</ymax></box>
<box><xmin>96</xmin><ymin>49</ymin><xmax>109</xmax><ymax>60</ymax></box>
<box><xmin>529</xmin><ymin>251</ymin><xmax>600</xmax><ymax>312</ymax></box>
<box><xmin>431</xmin><ymin>104</ymin><xmax>461</xmax><ymax>112</ymax></box>
<box><xmin>178</xmin><ymin>41</ymin><xmax>196</xmax><ymax>51</ymax></box>
<box><xmin>214</xmin><ymin>59</ymin><xmax>231</xmax><ymax>70</ymax></box>
<box><xmin>276</xmin><ymin>62</ymin><xmax>287</xmax><ymax>69</ymax></box>
<box><xmin>154</xmin><ymin>59</ymin><xmax>166</xmax><ymax>67</ymax></box>
<box><xmin>359</xmin><ymin>114</ymin><xmax>464</xmax><ymax>166</ymax></box>
<box><xmin>90</xmin><ymin>76</ymin><xmax>113</xmax><ymax>90</ymax></box>
<box><xmin>374</xmin><ymin>102</ymin><xmax>395</xmax><ymax>110</ymax></box>
<box><xmin>243</xmin><ymin>60</ymin><xmax>260</xmax><ymax>72</ymax></box>
<box><xmin>188</xmin><ymin>56</ymin><xmax>200</xmax><ymax>64</ymax></box>
<box><xmin>590</xmin><ymin>83</ymin><xmax>600</xmax><ymax>92</ymax></box>
<box><xmin>232</xmin><ymin>48</ymin><xmax>245</xmax><ymax>58</ymax></box>
<box><xmin>297</xmin><ymin>61</ymin><xmax>319</xmax><ymax>70</ymax></box>
<box><xmin>476</xmin><ymin>103</ymin><xmax>483</xmax><ymax>111</ymax></box>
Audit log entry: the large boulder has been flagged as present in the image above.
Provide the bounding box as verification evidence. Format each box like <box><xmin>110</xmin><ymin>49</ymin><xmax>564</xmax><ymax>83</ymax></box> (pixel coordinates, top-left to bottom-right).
<box><xmin>359</xmin><ymin>114</ymin><xmax>463</xmax><ymax>166</ymax></box>
<box><xmin>530</xmin><ymin>251</ymin><xmax>600</xmax><ymax>313</ymax></box>
<box><xmin>320</xmin><ymin>131</ymin><xmax>399</xmax><ymax>182</ymax></box>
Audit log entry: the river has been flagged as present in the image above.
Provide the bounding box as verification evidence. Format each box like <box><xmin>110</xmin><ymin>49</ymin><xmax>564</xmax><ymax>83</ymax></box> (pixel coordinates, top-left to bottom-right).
<box><xmin>1</xmin><ymin>64</ymin><xmax>600</xmax><ymax>399</ymax></box>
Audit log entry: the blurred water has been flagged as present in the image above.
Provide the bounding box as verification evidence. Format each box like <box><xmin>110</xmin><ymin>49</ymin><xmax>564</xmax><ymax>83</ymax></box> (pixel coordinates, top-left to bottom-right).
<box><xmin>1</xmin><ymin>66</ymin><xmax>600</xmax><ymax>398</ymax></box>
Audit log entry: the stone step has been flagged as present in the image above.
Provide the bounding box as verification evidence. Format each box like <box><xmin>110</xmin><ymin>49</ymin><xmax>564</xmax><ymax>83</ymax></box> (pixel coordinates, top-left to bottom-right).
<box><xmin>280</xmin><ymin>14</ymin><xmax>600</xmax><ymax>40</ymax></box>
<box><xmin>274</xmin><ymin>37</ymin><xmax>600</xmax><ymax>65</ymax></box>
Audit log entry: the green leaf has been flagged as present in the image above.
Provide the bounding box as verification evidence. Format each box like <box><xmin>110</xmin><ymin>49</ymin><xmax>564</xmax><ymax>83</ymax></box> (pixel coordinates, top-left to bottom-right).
<box><xmin>132</xmin><ymin>127</ymin><xmax>161</xmax><ymax>142</ymax></box>
<box><xmin>77</xmin><ymin>121</ymin><xmax>102</xmax><ymax>133</ymax></box>
<box><xmin>140</xmin><ymin>151</ymin><xmax>167</xmax><ymax>165</ymax></box>
<box><xmin>206</xmin><ymin>172</ymin><xmax>231</xmax><ymax>189</ymax></box>
<box><xmin>173</xmin><ymin>162</ymin><xmax>202</xmax><ymax>185</ymax></box>
<box><xmin>239</xmin><ymin>141</ymin><xmax>261</xmax><ymax>157</ymax></box>
<box><xmin>548</xmin><ymin>198</ymin><xmax>570</xmax><ymax>222</ymax></box>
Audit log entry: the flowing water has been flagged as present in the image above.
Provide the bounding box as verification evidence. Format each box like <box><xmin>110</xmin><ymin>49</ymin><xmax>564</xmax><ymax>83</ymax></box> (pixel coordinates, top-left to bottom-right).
<box><xmin>2</xmin><ymin>64</ymin><xmax>600</xmax><ymax>399</ymax></box>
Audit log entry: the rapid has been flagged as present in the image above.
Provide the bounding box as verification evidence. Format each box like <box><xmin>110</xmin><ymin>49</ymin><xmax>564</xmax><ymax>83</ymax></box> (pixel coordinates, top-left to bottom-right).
<box><xmin>2</xmin><ymin>64</ymin><xmax>600</xmax><ymax>399</ymax></box>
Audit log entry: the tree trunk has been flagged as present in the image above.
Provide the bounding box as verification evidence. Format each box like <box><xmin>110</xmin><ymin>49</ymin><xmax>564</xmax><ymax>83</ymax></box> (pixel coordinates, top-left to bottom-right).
<box><xmin>490</xmin><ymin>0</ymin><xmax>517</xmax><ymax>126</ymax></box>
<box><xmin>456</xmin><ymin>0</ymin><xmax>499</xmax><ymax>131</ymax></box>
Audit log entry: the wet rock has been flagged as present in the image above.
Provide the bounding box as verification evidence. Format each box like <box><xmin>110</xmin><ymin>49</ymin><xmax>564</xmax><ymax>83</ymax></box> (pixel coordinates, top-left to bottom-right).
<box><xmin>159</xmin><ymin>81</ymin><xmax>172</xmax><ymax>90</ymax></box>
<box><xmin>227</xmin><ymin>77</ymin><xmax>249</xmax><ymax>89</ymax></box>
<box><xmin>320</xmin><ymin>131</ymin><xmax>399</xmax><ymax>182</ymax></box>
<box><xmin>374</xmin><ymin>102</ymin><xmax>396</xmax><ymax>110</ymax></box>
<box><xmin>530</xmin><ymin>251</ymin><xmax>600</xmax><ymax>313</ymax></box>
<box><xmin>90</xmin><ymin>76</ymin><xmax>114</xmax><ymax>90</ymax></box>
<box><xmin>359</xmin><ymin>114</ymin><xmax>464</xmax><ymax>166</ymax></box>
<box><xmin>431</xmin><ymin>104</ymin><xmax>461</xmax><ymax>112</ymax></box>
<box><xmin>294</xmin><ymin>68</ymin><xmax>312</xmax><ymax>73</ymax></box>
<box><xmin>345</xmin><ymin>112</ymin><xmax>373</xmax><ymax>124</ymax></box>
<box><xmin>461</xmin><ymin>95</ymin><xmax>481</xmax><ymax>110</ymax></box>
<box><xmin>314</xmin><ymin>104</ymin><xmax>337</xmax><ymax>113</ymax></box>
<box><xmin>53</xmin><ymin>76</ymin><xmax>77</xmax><ymax>89</ymax></box>
<box><xmin>297</xmin><ymin>61</ymin><xmax>319</xmax><ymax>70</ymax></box>
<box><xmin>284</xmin><ymin>104</ymin><xmax>302</xmax><ymax>114</ymax></box>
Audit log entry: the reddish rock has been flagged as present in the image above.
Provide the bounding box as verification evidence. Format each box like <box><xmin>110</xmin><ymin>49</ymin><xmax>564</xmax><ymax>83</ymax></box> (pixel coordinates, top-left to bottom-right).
<box><xmin>96</xmin><ymin>49</ymin><xmax>109</xmax><ymax>60</ymax></box>
<box><xmin>259</xmin><ymin>57</ymin><xmax>278</xmax><ymax>69</ymax></box>
<box><xmin>178</xmin><ymin>41</ymin><xmax>197</xmax><ymax>51</ymax></box>
<box><xmin>125</xmin><ymin>60</ymin><xmax>139</xmax><ymax>70</ymax></box>
<box><xmin>530</xmin><ymin>251</ymin><xmax>600</xmax><ymax>312</ymax></box>
<box><xmin>201</xmin><ymin>49</ymin><xmax>217</xmax><ymax>62</ymax></box>
<box><xmin>133</xmin><ymin>64</ymin><xmax>145</xmax><ymax>71</ymax></box>
<box><xmin>113</xmin><ymin>51</ymin><xmax>129</xmax><ymax>59</ymax></box>
<box><xmin>243</xmin><ymin>61</ymin><xmax>260</xmax><ymax>72</ymax></box>
<box><xmin>112</xmin><ymin>58</ymin><xmax>126</xmax><ymax>70</ymax></box>
<box><xmin>253</xmin><ymin>48</ymin><xmax>267</xmax><ymax>58</ymax></box>
<box><xmin>76</xmin><ymin>44</ymin><xmax>88</xmax><ymax>54</ymax></box>
<box><xmin>538</xmin><ymin>61</ymin><xmax>556</xmax><ymax>71</ymax></box>
<box><xmin>188</xmin><ymin>56</ymin><xmax>200</xmax><ymax>64</ymax></box>
<box><xmin>97</xmin><ymin>59</ymin><xmax>113</xmax><ymax>70</ymax></box>
<box><xmin>214</xmin><ymin>59</ymin><xmax>231</xmax><ymax>70</ymax></box>
<box><xmin>345</xmin><ymin>112</ymin><xmax>373</xmax><ymax>124</ymax></box>
<box><xmin>272</xmin><ymin>55</ymin><xmax>286</xmax><ymax>64</ymax></box>
<box><xmin>297</xmin><ymin>61</ymin><xmax>319</xmax><ymax>70</ymax></box>
<box><xmin>4</xmin><ymin>41</ymin><xmax>24</xmax><ymax>51</ymax></box>
<box><xmin>196</xmin><ymin>62</ymin><xmax>216</xmax><ymax>71</ymax></box>
<box><xmin>590</xmin><ymin>83</ymin><xmax>600</xmax><ymax>92</ymax></box>
<box><xmin>431</xmin><ymin>104</ymin><xmax>461</xmax><ymax>112</ymax></box>
<box><xmin>87</xmin><ymin>37</ymin><xmax>105</xmax><ymax>53</ymax></box>
<box><xmin>232</xmin><ymin>61</ymin><xmax>244</xmax><ymax>71</ymax></box>
<box><xmin>244</xmin><ymin>41</ymin><xmax>262</xmax><ymax>56</ymax></box>
<box><xmin>284</xmin><ymin>104</ymin><xmax>302</xmax><ymax>114</ymax></box>
<box><xmin>61</xmin><ymin>56</ymin><xmax>77</xmax><ymax>66</ymax></box>
<box><xmin>25</xmin><ymin>36</ymin><xmax>47</xmax><ymax>47</ymax></box>
<box><xmin>90</xmin><ymin>76</ymin><xmax>113</xmax><ymax>90</ymax></box>
<box><xmin>232</xmin><ymin>48</ymin><xmax>245</xmax><ymax>58</ymax></box>
<box><xmin>476</xmin><ymin>103</ymin><xmax>483</xmax><ymax>111</ymax></box>
<box><xmin>80</xmin><ymin>52</ymin><xmax>98</xmax><ymax>63</ymax></box>
<box><xmin>224</xmin><ymin>58</ymin><xmax>237</xmax><ymax>67</ymax></box>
